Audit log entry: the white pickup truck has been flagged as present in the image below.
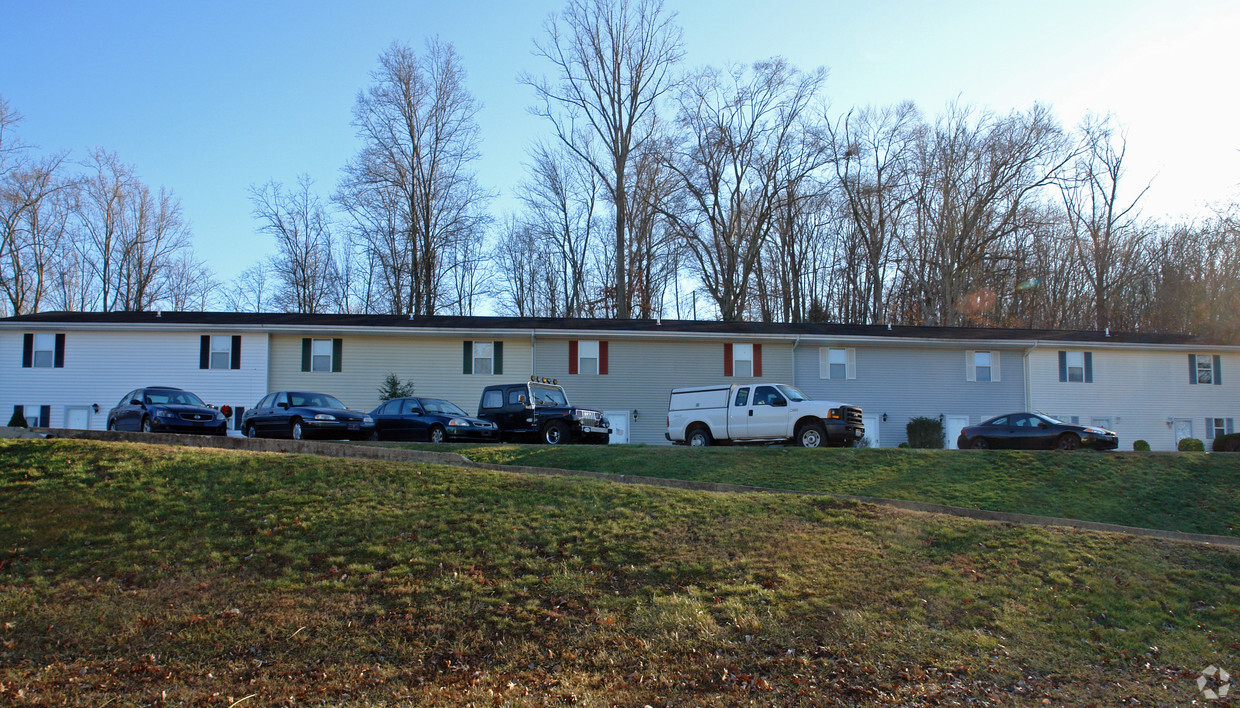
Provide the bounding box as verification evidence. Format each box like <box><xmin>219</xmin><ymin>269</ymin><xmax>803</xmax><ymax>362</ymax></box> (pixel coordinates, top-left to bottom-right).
<box><xmin>665</xmin><ymin>383</ymin><xmax>864</xmax><ymax>448</ymax></box>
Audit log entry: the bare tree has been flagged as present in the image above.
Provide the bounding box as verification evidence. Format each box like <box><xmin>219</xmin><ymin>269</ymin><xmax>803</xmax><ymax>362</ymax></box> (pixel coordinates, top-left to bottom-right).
<box><xmin>1</xmin><ymin>152</ymin><xmax>73</xmax><ymax>315</ymax></box>
<box><xmin>1059</xmin><ymin>115</ymin><xmax>1151</xmax><ymax>331</ymax></box>
<box><xmin>250</xmin><ymin>176</ymin><xmax>337</xmax><ymax>314</ymax></box>
<box><xmin>901</xmin><ymin>103</ymin><xmax>1072</xmax><ymax>326</ymax></box>
<box><xmin>524</xmin><ymin>0</ymin><xmax>684</xmax><ymax>317</ymax></box>
<box><xmin>825</xmin><ymin>101</ymin><xmax>921</xmax><ymax>324</ymax></box>
<box><xmin>338</xmin><ymin>39</ymin><xmax>492</xmax><ymax>316</ymax></box>
<box><xmin>223</xmin><ymin>263</ymin><xmax>272</xmax><ymax>313</ymax></box>
<box><xmin>161</xmin><ymin>252</ymin><xmax>218</xmax><ymax>311</ymax></box>
<box><xmin>491</xmin><ymin>215</ymin><xmax>545</xmax><ymax>316</ymax></box>
<box><xmin>661</xmin><ymin>59</ymin><xmax>826</xmax><ymax>321</ymax></box>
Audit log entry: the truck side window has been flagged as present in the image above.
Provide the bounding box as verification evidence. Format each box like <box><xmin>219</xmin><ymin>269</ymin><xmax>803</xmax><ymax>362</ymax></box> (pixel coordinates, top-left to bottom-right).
<box><xmin>734</xmin><ymin>388</ymin><xmax>749</xmax><ymax>407</ymax></box>
<box><xmin>754</xmin><ymin>385</ymin><xmax>783</xmax><ymax>406</ymax></box>
<box><xmin>482</xmin><ymin>390</ymin><xmax>503</xmax><ymax>409</ymax></box>
<box><xmin>508</xmin><ymin>389</ymin><xmax>526</xmax><ymax>406</ymax></box>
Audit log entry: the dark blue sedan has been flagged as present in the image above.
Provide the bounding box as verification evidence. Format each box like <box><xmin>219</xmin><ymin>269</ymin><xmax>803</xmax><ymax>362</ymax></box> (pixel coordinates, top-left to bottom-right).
<box><xmin>957</xmin><ymin>412</ymin><xmax>1118</xmax><ymax>450</ymax></box>
<box><xmin>107</xmin><ymin>386</ymin><xmax>228</xmax><ymax>435</ymax></box>
<box><xmin>241</xmin><ymin>391</ymin><xmax>374</xmax><ymax>441</ymax></box>
<box><xmin>369</xmin><ymin>397</ymin><xmax>497</xmax><ymax>442</ymax></box>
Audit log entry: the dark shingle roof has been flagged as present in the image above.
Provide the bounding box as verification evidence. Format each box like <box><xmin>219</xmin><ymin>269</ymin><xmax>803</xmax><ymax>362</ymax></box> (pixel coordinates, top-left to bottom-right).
<box><xmin>1</xmin><ymin>310</ymin><xmax>1225</xmax><ymax>346</ymax></box>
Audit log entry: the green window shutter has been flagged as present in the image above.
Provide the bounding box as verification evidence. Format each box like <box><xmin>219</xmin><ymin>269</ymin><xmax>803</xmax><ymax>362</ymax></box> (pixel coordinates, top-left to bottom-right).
<box><xmin>301</xmin><ymin>338</ymin><xmax>311</xmax><ymax>372</ymax></box>
<box><xmin>1058</xmin><ymin>351</ymin><xmax>1067</xmax><ymax>381</ymax></box>
<box><xmin>332</xmin><ymin>338</ymin><xmax>343</xmax><ymax>372</ymax></box>
<box><xmin>1084</xmin><ymin>352</ymin><xmax>1093</xmax><ymax>383</ymax></box>
<box><xmin>1188</xmin><ymin>354</ymin><xmax>1197</xmax><ymax>385</ymax></box>
<box><xmin>1214</xmin><ymin>355</ymin><xmax>1222</xmax><ymax>385</ymax></box>
<box><xmin>463</xmin><ymin>341</ymin><xmax>473</xmax><ymax>375</ymax></box>
<box><xmin>494</xmin><ymin>341</ymin><xmax>503</xmax><ymax>375</ymax></box>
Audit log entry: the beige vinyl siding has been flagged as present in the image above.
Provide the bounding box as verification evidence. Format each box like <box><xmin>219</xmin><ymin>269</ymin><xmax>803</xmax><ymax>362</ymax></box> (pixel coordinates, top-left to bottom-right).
<box><xmin>268</xmin><ymin>334</ymin><xmax>532</xmax><ymax>415</ymax></box>
<box><xmin>1029</xmin><ymin>348</ymin><xmax>1237</xmax><ymax>451</ymax></box>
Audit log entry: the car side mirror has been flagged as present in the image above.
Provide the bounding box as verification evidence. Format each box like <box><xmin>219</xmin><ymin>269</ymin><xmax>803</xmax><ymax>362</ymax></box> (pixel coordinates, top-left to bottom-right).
<box><xmin>130</xmin><ymin>399</ymin><xmax>143</xmax><ymax>406</ymax></box>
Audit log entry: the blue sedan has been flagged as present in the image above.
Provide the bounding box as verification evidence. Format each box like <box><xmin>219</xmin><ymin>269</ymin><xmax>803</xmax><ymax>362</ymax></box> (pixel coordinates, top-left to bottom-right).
<box><xmin>370</xmin><ymin>397</ymin><xmax>497</xmax><ymax>442</ymax></box>
<box><xmin>242</xmin><ymin>391</ymin><xmax>375</xmax><ymax>441</ymax></box>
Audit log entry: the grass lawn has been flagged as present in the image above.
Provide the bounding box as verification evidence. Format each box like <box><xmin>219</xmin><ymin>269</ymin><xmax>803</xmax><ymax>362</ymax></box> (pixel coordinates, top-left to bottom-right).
<box><xmin>1</xmin><ymin>438</ymin><xmax>1238</xmax><ymax>705</ymax></box>
<box><xmin>411</xmin><ymin>443</ymin><xmax>1240</xmax><ymax>538</ymax></box>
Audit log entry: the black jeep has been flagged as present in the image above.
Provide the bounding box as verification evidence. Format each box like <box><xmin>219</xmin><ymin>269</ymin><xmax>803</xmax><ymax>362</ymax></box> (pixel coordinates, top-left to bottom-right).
<box><xmin>477</xmin><ymin>378</ymin><xmax>611</xmax><ymax>444</ymax></box>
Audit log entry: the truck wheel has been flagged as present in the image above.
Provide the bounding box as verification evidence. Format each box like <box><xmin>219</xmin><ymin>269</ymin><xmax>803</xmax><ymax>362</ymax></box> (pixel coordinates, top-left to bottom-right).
<box><xmin>542</xmin><ymin>420</ymin><xmax>568</xmax><ymax>445</ymax></box>
<box><xmin>795</xmin><ymin>422</ymin><xmax>826</xmax><ymax>448</ymax></box>
<box><xmin>686</xmin><ymin>426</ymin><xmax>712</xmax><ymax>447</ymax></box>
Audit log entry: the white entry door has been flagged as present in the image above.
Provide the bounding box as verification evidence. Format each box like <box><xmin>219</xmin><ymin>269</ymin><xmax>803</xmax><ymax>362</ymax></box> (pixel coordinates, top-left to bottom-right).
<box><xmin>861</xmin><ymin>415</ymin><xmax>880</xmax><ymax>448</ymax></box>
<box><xmin>1173</xmin><ymin>418</ymin><xmax>1193</xmax><ymax>447</ymax></box>
<box><xmin>604</xmin><ymin>410</ymin><xmax>630</xmax><ymax>445</ymax></box>
<box><xmin>66</xmin><ymin>407</ymin><xmax>90</xmax><ymax>430</ymax></box>
<box><xmin>945</xmin><ymin>415</ymin><xmax>970</xmax><ymax>449</ymax></box>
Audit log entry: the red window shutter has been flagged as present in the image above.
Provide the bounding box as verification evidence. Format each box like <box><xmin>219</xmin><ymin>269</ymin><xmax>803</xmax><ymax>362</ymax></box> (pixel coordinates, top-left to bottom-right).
<box><xmin>599</xmin><ymin>341</ymin><xmax>608</xmax><ymax>375</ymax></box>
<box><xmin>723</xmin><ymin>342</ymin><xmax>733</xmax><ymax>377</ymax></box>
<box><xmin>569</xmin><ymin>340</ymin><xmax>578</xmax><ymax>375</ymax></box>
<box><xmin>754</xmin><ymin>343</ymin><xmax>762</xmax><ymax>377</ymax></box>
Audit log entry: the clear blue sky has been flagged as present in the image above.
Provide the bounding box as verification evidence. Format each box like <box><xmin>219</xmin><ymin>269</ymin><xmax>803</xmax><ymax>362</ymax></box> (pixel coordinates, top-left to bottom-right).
<box><xmin>3</xmin><ymin>0</ymin><xmax>1238</xmax><ymax>285</ymax></box>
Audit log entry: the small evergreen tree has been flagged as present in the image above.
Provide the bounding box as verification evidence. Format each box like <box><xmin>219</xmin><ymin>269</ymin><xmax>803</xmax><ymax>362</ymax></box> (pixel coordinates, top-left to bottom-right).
<box><xmin>377</xmin><ymin>373</ymin><xmax>415</xmax><ymax>401</ymax></box>
<box><xmin>7</xmin><ymin>408</ymin><xmax>28</xmax><ymax>428</ymax></box>
<box><xmin>1178</xmin><ymin>437</ymin><xmax>1205</xmax><ymax>452</ymax></box>
<box><xmin>1132</xmin><ymin>439</ymin><xmax>1150</xmax><ymax>451</ymax></box>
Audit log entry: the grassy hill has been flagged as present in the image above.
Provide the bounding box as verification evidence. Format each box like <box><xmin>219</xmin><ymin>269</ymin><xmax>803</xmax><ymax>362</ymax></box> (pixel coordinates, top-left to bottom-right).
<box><xmin>1</xmin><ymin>438</ymin><xmax>1238</xmax><ymax>705</ymax></box>
<box><xmin>422</xmin><ymin>443</ymin><xmax>1240</xmax><ymax>538</ymax></box>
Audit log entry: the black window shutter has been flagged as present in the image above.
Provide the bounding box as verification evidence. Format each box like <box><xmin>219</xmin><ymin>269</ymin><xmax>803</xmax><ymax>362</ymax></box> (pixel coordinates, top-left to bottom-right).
<box><xmin>463</xmin><ymin>341</ymin><xmax>473</xmax><ymax>375</ymax></box>
<box><xmin>234</xmin><ymin>407</ymin><xmax>244</xmax><ymax>430</ymax></box>
<box><xmin>1214</xmin><ymin>355</ymin><xmax>1222</xmax><ymax>385</ymax></box>
<box><xmin>200</xmin><ymin>335</ymin><xmax>210</xmax><ymax>369</ymax></box>
<box><xmin>301</xmin><ymin>338</ymin><xmax>311</xmax><ymax>372</ymax></box>
<box><xmin>231</xmin><ymin>335</ymin><xmax>242</xmax><ymax>369</ymax></box>
<box><xmin>1188</xmin><ymin>354</ymin><xmax>1197</xmax><ymax>385</ymax></box>
<box><xmin>1084</xmin><ymin>352</ymin><xmax>1093</xmax><ymax>383</ymax></box>
<box><xmin>53</xmin><ymin>333</ymin><xmax>65</xmax><ymax>368</ymax></box>
<box><xmin>22</xmin><ymin>334</ymin><xmax>33</xmax><ymax>368</ymax></box>
<box><xmin>40</xmin><ymin>405</ymin><xmax>50</xmax><ymax>427</ymax></box>
<box><xmin>332</xmin><ymin>339</ymin><xmax>343</xmax><ymax>372</ymax></box>
<box><xmin>494</xmin><ymin>341</ymin><xmax>503</xmax><ymax>375</ymax></box>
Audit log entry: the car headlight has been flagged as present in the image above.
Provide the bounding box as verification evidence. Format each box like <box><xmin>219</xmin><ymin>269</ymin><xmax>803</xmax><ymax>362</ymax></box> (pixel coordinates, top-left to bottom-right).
<box><xmin>1084</xmin><ymin>427</ymin><xmax>1107</xmax><ymax>435</ymax></box>
<box><xmin>155</xmin><ymin>410</ymin><xmax>175</xmax><ymax>419</ymax></box>
<box><xmin>827</xmin><ymin>408</ymin><xmax>841</xmax><ymax>419</ymax></box>
<box><xmin>313</xmin><ymin>413</ymin><xmax>337</xmax><ymax>421</ymax></box>
<box><xmin>448</xmin><ymin>418</ymin><xmax>469</xmax><ymax>427</ymax></box>
<box><xmin>362</xmin><ymin>415</ymin><xmax>374</xmax><ymax>424</ymax></box>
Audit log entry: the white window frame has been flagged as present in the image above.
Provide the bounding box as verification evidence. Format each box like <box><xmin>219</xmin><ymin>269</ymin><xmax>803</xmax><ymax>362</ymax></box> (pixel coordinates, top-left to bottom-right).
<box><xmin>20</xmin><ymin>404</ymin><xmax>47</xmax><ymax>427</ymax></box>
<box><xmin>1066</xmin><ymin>351</ymin><xmax>1085</xmax><ymax>383</ymax></box>
<box><xmin>210</xmin><ymin>335</ymin><xmax>233</xmax><ymax>370</ymax></box>
<box><xmin>311</xmin><ymin>338</ymin><xmax>334</xmax><ymax>372</ymax></box>
<box><xmin>472</xmin><ymin>341</ymin><xmax>494</xmax><ymax>376</ymax></box>
<box><xmin>732</xmin><ymin>343</ymin><xmax>754</xmax><ymax>378</ymax></box>
<box><xmin>966</xmin><ymin>350</ymin><xmax>1000</xmax><ymax>382</ymax></box>
<box><xmin>1207</xmin><ymin>417</ymin><xmax>1234</xmax><ymax>440</ymax></box>
<box><xmin>1196</xmin><ymin>355</ymin><xmax>1215</xmax><ymax>385</ymax></box>
<box><xmin>32</xmin><ymin>333</ymin><xmax>55</xmax><ymax>368</ymax></box>
<box><xmin>578</xmin><ymin>340</ymin><xmax>599</xmax><ymax>376</ymax></box>
<box><xmin>819</xmin><ymin>347</ymin><xmax>856</xmax><ymax>380</ymax></box>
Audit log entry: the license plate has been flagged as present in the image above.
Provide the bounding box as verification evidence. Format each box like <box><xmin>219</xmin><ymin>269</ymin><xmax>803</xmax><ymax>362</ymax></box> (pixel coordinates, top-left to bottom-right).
<box><xmin>348</xmin><ymin>424</ymin><xmax>359</xmax><ymax>430</ymax></box>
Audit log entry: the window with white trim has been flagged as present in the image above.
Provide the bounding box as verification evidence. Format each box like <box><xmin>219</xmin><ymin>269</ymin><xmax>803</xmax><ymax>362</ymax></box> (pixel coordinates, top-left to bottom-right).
<box><xmin>32</xmin><ymin>333</ymin><xmax>55</xmax><ymax>368</ymax></box>
<box><xmin>1207</xmin><ymin>417</ymin><xmax>1234</xmax><ymax>440</ymax></box>
<box><xmin>974</xmin><ymin>351</ymin><xmax>992</xmax><ymax>382</ymax></box>
<box><xmin>210</xmin><ymin>336</ymin><xmax>233</xmax><ymax>369</ymax></box>
<box><xmin>311</xmin><ymin>339</ymin><xmax>334</xmax><ymax>372</ymax></box>
<box><xmin>472</xmin><ymin>341</ymin><xmax>494</xmax><ymax>375</ymax></box>
<box><xmin>578</xmin><ymin>340</ymin><xmax>599</xmax><ymax>375</ymax></box>
<box><xmin>1066</xmin><ymin>351</ymin><xmax>1085</xmax><ymax>382</ymax></box>
<box><xmin>733</xmin><ymin>343</ymin><xmax>754</xmax><ymax>378</ymax></box>
<box><xmin>1196</xmin><ymin>355</ymin><xmax>1215</xmax><ymax>385</ymax></box>
<box><xmin>820</xmin><ymin>347</ymin><xmax>854</xmax><ymax>380</ymax></box>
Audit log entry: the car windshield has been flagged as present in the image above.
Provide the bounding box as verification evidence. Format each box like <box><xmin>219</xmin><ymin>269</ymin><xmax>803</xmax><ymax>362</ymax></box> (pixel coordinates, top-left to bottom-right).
<box><xmin>776</xmin><ymin>385</ymin><xmax>809</xmax><ymax>402</ymax></box>
<box><xmin>423</xmin><ymin>399</ymin><xmax>467</xmax><ymax>416</ymax></box>
<box><xmin>289</xmin><ymin>392</ymin><xmax>346</xmax><ymax>409</ymax></box>
<box><xmin>530</xmin><ymin>384</ymin><xmax>568</xmax><ymax>406</ymax></box>
<box><xmin>145</xmin><ymin>390</ymin><xmax>206</xmax><ymax>407</ymax></box>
